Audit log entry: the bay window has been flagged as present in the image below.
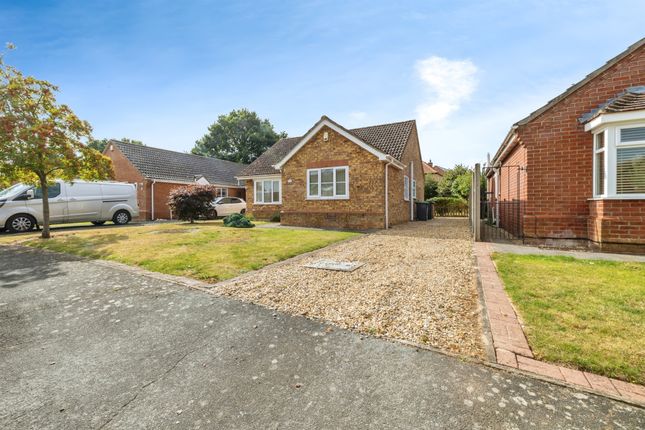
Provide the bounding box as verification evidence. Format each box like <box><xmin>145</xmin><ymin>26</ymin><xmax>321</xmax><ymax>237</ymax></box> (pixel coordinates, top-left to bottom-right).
<box><xmin>307</xmin><ymin>166</ymin><xmax>348</xmax><ymax>199</ymax></box>
<box><xmin>590</xmin><ymin>122</ymin><xmax>645</xmax><ymax>198</ymax></box>
<box><xmin>254</xmin><ymin>178</ymin><xmax>281</xmax><ymax>204</ymax></box>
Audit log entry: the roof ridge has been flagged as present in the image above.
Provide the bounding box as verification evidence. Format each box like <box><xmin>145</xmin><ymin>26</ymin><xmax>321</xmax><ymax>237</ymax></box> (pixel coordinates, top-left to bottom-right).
<box><xmin>111</xmin><ymin>140</ymin><xmax>247</xmax><ymax>166</ymax></box>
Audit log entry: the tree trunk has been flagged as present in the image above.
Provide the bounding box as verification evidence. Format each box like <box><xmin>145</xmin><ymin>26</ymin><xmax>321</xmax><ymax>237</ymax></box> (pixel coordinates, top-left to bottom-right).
<box><xmin>38</xmin><ymin>175</ymin><xmax>51</xmax><ymax>239</ymax></box>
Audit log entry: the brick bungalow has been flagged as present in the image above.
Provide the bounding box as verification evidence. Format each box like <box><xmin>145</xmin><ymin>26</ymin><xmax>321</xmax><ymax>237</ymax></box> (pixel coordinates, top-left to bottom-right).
<box><xmin>104</xmin><ymin>140</ymin><xmax>247</xmax><ymax>220</ymax></box>
<box><xmin>423</xmin><ymin>160</ymin><xmax>446</xmax><ymax>181</ymax></box>
<box><xmin>236</xmin><ymin>116</ymin><xmax>424</xmax><ymax>229</ymax></box>
<box><xmin>485</xmin><ymin>38</ymin><xmax>645</xmax><ymax>252</ymax></box>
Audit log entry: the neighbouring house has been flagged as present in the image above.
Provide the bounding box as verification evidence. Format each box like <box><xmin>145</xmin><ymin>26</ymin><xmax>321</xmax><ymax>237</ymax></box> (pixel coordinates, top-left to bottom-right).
<box><xmin>422</xmin><ymin>160</ymin><xmax>446</xmax><ymax>181</ymax></box>
<box><xmin>485</xmin><ymin>38</ymin><xmax>645</xmax><ymax>253</ymax></box>
<box><xmin>104</xmin><ymin>140</ymin><xmax>247</xmax><ymax>220</ymax></box>
<box><xmin>236</xmin><ymin>116</ymin><xmax>424</xmax><ymax>229</ymax></box>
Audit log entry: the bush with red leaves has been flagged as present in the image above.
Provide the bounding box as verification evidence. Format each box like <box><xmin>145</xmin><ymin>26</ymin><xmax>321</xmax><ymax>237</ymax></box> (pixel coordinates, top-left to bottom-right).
<box><xmin>168</xmin><ymin>185</ymin><xmax>217</xmax><ymax>223</ymax></box>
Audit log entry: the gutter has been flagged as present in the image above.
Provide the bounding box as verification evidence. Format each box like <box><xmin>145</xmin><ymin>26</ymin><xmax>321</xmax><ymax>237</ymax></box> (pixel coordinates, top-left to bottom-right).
<box><xmin>151</xmin><ymin>180</ymin><xmax>156</xmax><ymax>221</ymax></box>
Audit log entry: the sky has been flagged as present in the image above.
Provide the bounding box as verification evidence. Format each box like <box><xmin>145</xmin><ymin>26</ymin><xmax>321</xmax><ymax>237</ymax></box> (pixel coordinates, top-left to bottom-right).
<box><xmin>1</xmin><ymin>0</ymin><xmax>644</xmax><ymax>168</ymax></box>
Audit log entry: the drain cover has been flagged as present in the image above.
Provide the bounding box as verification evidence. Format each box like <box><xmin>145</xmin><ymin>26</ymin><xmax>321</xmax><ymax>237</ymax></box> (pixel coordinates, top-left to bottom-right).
<box><xmin>304</xmin><ymin>259</ymin><xmax>364</xmax><ymax>272</ymax></box>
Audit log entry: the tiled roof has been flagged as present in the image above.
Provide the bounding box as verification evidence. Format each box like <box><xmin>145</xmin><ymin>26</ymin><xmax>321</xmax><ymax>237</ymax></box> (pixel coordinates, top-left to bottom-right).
<box><xmin>239</xmin><ymin>119</ymin><xmax>416</xmax><ymax>176</ymax></box>
<box><xmin>579</xmin><ymin>86</ymin><xmax>645</xmax><ymax>123</ymax></box>
<box><xmin>423</xmin><ymin>162</ymin><xmax>447</xmax><ymax>176</ymax></box>
<box><xmin>111</xmin><ymin>140</ymin><xmax>246</xmax><ymax>186</ymax></box>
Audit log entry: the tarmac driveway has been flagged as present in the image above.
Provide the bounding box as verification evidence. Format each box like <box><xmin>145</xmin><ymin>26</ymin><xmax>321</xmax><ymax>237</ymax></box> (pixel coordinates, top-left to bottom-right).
<box><xmin>1</xmin><ymin>246</ymin><xmax>643</xmax><ymax>429</ymax></box>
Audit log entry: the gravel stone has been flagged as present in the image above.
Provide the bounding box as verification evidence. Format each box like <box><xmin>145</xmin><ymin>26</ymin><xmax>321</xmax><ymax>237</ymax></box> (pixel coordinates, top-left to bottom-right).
<box><xmin>215</xmin><ymin>218</ymin><xmax>485</xmax><ymax>359</ymax></box>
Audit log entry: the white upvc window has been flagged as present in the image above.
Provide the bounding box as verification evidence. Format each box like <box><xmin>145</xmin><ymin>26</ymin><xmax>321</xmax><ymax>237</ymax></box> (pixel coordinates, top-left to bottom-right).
<box><xmin>593</xmin><ymin>131</ymin><xmax>606</xmax><ymax>196</ymax></box>
<box><xmin>215</xmin><ymin>187</ymin><xmax>228</xmax><ymax>198</ymax></box>
<box><xmin>412</xmin><ymin>179</ymin><xmax>417</xmax><ymax>200</ymax></box>
<box><xmin>591</xmin><ymin>122</ymin><xmax>645</xmax><ymax>199</ymax></box>
<box><xmin>307</xmin><ymin>166</ymin><xmax>349</xmax><ymax>199</ymax></box>
<box><xmin>616</xmin><ymin>125</ymin><xmax>645</xmax><ymax>195</ymax></box>
<box><xmin>404</xmin><ymin>175</ymin><xmax>410</xmax><ymax>201</ymax></box>
<box><xmin>254</xmin><ymin>178</ymin><xmax>281</xmax><ymax>204</ymax></box>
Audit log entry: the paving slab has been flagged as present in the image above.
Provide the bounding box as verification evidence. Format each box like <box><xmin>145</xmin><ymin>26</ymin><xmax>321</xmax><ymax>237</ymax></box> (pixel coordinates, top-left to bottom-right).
<box><xmin>1</xmin><ymin>245</ymin><xmax>644</xmax><ymax>429</ymax></box>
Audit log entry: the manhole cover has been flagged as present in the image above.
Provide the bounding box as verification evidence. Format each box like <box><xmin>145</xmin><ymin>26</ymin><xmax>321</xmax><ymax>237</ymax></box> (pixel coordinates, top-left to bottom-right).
<box><xmin>304</xmin><ymin>259</ymin><xmax>364</xmax><ymax>272</ymax></box>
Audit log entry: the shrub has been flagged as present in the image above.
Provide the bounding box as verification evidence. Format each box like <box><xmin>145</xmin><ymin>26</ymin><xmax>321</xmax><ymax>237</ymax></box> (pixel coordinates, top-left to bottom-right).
<box><xmin>223</xmin><ymin>213</ymin><xmax>255</xmax><ymax>228</ymax></box>
<box><xmin>269</xmin><ymin>212</ymin><xmax>280</xmax><ymax>222</ymax></box>
<box><xmin>424</xmin><ymin>176</ymin><xmax>439</xmax><ymax>199</ymax></box>
<box><xmin>168</xmin><ymin>185</ymin><xmax>217</xmax><ymax>223</ymax></box>
<box><xmin>429</xmin><ymin>196</ymin><xmax>468</xmax><ymax>217</ymax></box>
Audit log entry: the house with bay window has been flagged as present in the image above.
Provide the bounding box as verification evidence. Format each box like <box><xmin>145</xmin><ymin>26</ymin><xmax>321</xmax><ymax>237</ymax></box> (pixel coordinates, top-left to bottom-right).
<box><xmin>485</xmin><ymin>37</ymin><xmax>645</xmax><ymax>252</ymax></box>
<box><xmin>236</xmin><ymin>116</ymin><xmax>424</xmax><ymax>229</ymax></box>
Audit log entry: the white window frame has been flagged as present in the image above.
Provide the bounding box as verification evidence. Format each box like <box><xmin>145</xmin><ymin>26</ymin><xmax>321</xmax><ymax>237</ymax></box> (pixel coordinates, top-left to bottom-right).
<box><xmin>215</xmin><ymin>187</ymin><xmax>228</xmax><ymax>198</ymax></box>
<box><xmin>590</xmin><ymin>120</ymin><xmax>645</xmax><ymax>200</ymax></box>
<box><xmin>253</xmin><ymin>177</ymin><xmax>281</xmax><ymax>204</ymax></box>
<box><xmin>306</xmin><ymin>166</ymin><xmax>349</xmax><ymax>200</ymax></box>
<box><xmin>404</xmin><ymin>175</ymin><xmax>410</xmax><ymax>201</ymax></box>
<box><xmin>412</xmin><ymin>179</ymin><xmax>417</xmax><ymax>200</ymax></box>
<box><xmin>592</xmin><ymin>130</ymin><xmax>606</xmax><ymax>197</ymax></box>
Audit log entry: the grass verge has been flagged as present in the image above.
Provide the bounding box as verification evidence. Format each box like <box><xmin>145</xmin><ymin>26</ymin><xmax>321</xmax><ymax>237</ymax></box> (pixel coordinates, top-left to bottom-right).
<box><xmin>492</xmin><ymin>252</ymin><xmax>644</xmax><ymax>385</ymax></box>
<box><xmin>2</xmin><ymin>221</ymin><xmax>358</xmax><ymax>282</ymax></box>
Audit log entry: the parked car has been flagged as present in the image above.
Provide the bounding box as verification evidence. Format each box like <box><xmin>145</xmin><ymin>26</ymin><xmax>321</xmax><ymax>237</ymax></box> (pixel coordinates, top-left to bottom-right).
<box><xmin>209</xmin><ymin>197</ymin><xmax>246</xmax><ymax>217</ymax></box>
<box><xmin>0</xmin><ymin>180</ymin><xmax>139</xmax><ymax>233</ymax></box>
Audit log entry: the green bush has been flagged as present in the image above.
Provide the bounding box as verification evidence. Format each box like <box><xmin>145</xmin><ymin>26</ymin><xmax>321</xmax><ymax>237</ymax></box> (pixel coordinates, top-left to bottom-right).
<box><xmin>429</xmin><ymin>196</ymin><xmax>468</xmax><ymax>217</ymax></box>
<box><xmin>269</xmin><ymin>212</ymin><xmax>280</xmax><ymax>222</ymax></box>
<box><xmin>223</xmin><ymin>213</ymin><xmax>255</xmax><ymax>228</ymax></box>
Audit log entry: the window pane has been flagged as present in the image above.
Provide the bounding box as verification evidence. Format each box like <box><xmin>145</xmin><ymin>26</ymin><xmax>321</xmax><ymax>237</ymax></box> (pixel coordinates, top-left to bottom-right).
<box><xmin>617</xmin><ymin>146</ymin><xmax>645</xmax><ymax>194</ymax></box>
<box><xmin>335</xmin><ymin>182</ymin><xmax>346</xmax><ymax>195</ymax></box>
<box><xmin>595</xmin><ymin>151</ymin><xmax>605</xmax><ymax>195</ymax></box>
<box><xmin>404</xmin><ymin>176</ymin><xmax>409</xmax><ymax>199</ymax></box>
<box><xmin>272</xmin><ymin>180</ymin><xmax>280</xmax><ymax>202</ymax></box>
<box><xmin>335</xmin><ymin>168</ymin><xmax>346</xmax><ymax>183</ymax></box>
<box><xmin>263</xmin><ymin>180</ymin><xmax>272</xmax><ymax>202</ymax></box>
<box><xmin>621</xmin><ymin>127</ymin><xmax>645</xmax><ymax>143</ymax></box>
<box><xmin>321</xmin><ymin>184</ymin><xmax>334</xmax><ymax>197</ymax></box>
<box><xmin>595</xmin><ymin>132</ymin><xmax>604</xmax><ymax>150</ymax></box>
<box><xmin>255</xmin><ymin>181</ymin><xmax>262</xmax><ymax>202</ymax></box>
<box><xmin>321</xmin><ymin>169</ymin><xmax>334</xmax><ymax>183</ymax></box>
<box><xmin>308</xmin><ymin>170</ymin><xmax>319</xmax><ymax>197</ymax></box>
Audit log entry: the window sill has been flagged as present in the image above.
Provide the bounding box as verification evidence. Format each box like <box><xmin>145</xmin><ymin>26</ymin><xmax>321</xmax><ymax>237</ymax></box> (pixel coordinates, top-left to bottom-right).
<box><xmin>588</xmin><ymin>195</ymin><xmax>645</xmax><ymax>201</ymax></box>
<box><xmin>306</xmin><ymin>197</ymin><xmax>350</xmax><ymax>201</ymax></box>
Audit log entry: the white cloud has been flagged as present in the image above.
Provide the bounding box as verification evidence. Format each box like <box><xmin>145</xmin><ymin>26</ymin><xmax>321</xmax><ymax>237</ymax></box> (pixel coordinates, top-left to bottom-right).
<box><xmin>415</xmin><ymin>56</ymin><xmax>478</xmax><ymax>126</ymax></box>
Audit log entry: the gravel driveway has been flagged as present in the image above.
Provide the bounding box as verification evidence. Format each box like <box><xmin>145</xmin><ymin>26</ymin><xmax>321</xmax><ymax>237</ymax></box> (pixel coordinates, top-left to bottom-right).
<box><xmin>215</xmin><ymin>218</ymin><xmax>485</xmax><ymax>359</ymax></box>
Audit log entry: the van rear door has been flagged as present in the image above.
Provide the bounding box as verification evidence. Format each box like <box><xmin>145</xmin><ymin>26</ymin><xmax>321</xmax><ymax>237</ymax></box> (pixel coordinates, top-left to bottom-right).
<box><xmin>66</xmin><ymin>182</ymin><xmax>103</xmax><ymax>222</ymax></box>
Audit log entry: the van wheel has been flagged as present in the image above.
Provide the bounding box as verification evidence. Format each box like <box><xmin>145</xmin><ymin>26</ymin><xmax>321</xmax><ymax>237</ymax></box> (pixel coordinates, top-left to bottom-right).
<box><xmin>91</xmin><ymin>221</ymin><xmax>106</xmax><ymax>226</ymax></box>
<box><xmin>7</xmin><ymin>214</ymin><xmax>36</xmax><ymax>233</ymax></box>
<box><xmin>112</xmin><ymin>210</ymin><xmax>131</xmax><ymax>225</ymax></box>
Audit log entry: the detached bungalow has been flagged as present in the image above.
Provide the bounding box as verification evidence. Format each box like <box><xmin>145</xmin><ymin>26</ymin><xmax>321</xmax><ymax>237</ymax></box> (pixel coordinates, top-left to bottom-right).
<box><xmin>237</xmin><ymin>116</ymin><xmax>424</xmax><ymax>229</ymax></box>
<box><xmin>485</xmin><ymin>38</ymin><xmax>645</xmax><ymax>252</ymax></box>
<box><xmin>104</xmin><ymin>140</ymin><xmax>247</xmax><ymax>220</ymax></box>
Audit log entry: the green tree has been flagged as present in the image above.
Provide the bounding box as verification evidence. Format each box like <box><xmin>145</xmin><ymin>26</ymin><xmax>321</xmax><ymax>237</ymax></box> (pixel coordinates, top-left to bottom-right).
<box><xmin>424</xmin><ymin>176</ymin><xmax>439</xmax><ymax>199</ymax></box>
<box><xmin>192</xmin><ymin>108</ymin><xmax>286</xmax><ymax>164</ymax></box>
<box><xmin>437</xmin><ymin>164</ymin><xmax>472</xmax><ymax>199</ymax></box>
<box><xmin>88</xmin><ymin>138</ymin><xmax>143</xmax><ymax>153</ymax></box>
<box><xmin>0</xmin><ymin>48</ymin><xmax>113</xmax><ymax>238</ymax></box>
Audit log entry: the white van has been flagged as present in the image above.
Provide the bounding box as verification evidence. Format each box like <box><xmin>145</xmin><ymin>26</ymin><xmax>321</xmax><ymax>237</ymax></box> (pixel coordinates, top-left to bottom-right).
<box><xmin>0</xmin><ymin>180</ymin><xmax>139</xmax><ymax>233</ymax></box>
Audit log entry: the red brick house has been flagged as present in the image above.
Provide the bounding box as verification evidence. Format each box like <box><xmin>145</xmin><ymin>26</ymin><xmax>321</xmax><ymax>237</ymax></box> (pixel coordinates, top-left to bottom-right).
<box><xmin>237</xmin><ymin>116</ymin><xmax>424</xmax><ymax>229</ymax></box>
<box><xmin>104</xmin><ymin>140</ymin><xmax>246</xmax><ymax>220</ymax></box>
<box><xmin>485</xmin><ymin>38</ymin><xmax>645</xmax><ymax>252</ymax></box>
<box><xmin>423</xmin><ymin>160</ymin><xmax>446</xmax><ymax>181</ymax></box>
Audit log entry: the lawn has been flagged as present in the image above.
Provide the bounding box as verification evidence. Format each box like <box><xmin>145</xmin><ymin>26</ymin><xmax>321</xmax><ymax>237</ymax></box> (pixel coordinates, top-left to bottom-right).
<box><xmin>492</xmin><ymin>253</ymin><xmax>645</xmax><ymax>385</ymax></box>
<box><xmin>1</xmin><ymin>222</ymin><xmax>358</xmax><ymax>282</ymax></box>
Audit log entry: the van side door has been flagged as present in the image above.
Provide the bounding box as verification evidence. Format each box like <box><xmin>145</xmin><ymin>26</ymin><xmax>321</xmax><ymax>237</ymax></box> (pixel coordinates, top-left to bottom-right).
<box><xmin>23</xmin><ymin>183</ymin><xmax>67</xmax><ymax>223</ymax></box>
<box><xmin>66</xmin><ymin>182</ymin><xmax>103</xmax><ymax>222</ymax></box>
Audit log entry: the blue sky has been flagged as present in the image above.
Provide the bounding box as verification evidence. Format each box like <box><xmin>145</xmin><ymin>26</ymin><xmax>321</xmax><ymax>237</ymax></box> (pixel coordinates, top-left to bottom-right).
<box><xmin>1</xmin><ymin>0</ymin><xmax>644</xmax><ymax>167</ymax></box>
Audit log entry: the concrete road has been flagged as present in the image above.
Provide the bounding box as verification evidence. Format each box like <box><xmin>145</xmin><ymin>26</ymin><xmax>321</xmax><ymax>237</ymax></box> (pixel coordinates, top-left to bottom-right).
<box><xmin>1</xmin><ymin>246</ymin><xmax>643</xmax><ymax>429</ymax></box>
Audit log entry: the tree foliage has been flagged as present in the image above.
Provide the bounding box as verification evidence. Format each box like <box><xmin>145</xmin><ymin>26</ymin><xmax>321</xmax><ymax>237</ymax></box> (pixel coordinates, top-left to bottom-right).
<box><xmin>192</xmin><ymin>108</ymin><xmax>286</xmax><ymax>164</ymax></box>
<box><xmin>88</xmin><ymin>138</ymin><xmax>143</xmax><ymax>153</ymax></box>
<box><xmin>0</xmin><ymin>48</ymin><xmax>113</xmax><ymax>238</ymax></box>
<box><xmin>167</xmin><ymin>185</ymin><xmax>217</xmax><ymax>223</ymax></box>
<box><xmin>437</xmin><ymin>164</ymin><xmax>472</xmax><ymax>200</ymax></box>
<box><xmin>424</xmin><ymin>176</ymin><xmax>439</xmax><ymax>199</ymax></box>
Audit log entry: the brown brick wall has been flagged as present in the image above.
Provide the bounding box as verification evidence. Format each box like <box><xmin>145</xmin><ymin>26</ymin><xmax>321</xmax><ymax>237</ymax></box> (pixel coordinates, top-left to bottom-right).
<box><xmin>103</xmin><ymin>144</ymin><xmax>147</xmax><ymax>219</ymax></box>
<box><xmin>280</xmin><ymin>126</ymin><xmax>386</xmax><ymax>229</ymax></box>
<box><xmin>495</xmin><ymin>44</ymin><xmax>645</xmax><ymax>247</ymax></box>
<box><xmin>387</xmin><ymin>124</ymin><xmax>424</xmax><ymax>225</ymax></box>
<box><xmin>245</xmin><ymin>179</ymin><xmax>282</xmax><ymax>220</ymax></box>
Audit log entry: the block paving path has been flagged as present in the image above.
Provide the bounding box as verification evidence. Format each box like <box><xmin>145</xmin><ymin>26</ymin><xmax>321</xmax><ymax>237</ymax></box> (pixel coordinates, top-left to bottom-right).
<box><xmin>474</xmin><ymin>242</ymin><xmax>645</xmax><ymax>406</ymax></box>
